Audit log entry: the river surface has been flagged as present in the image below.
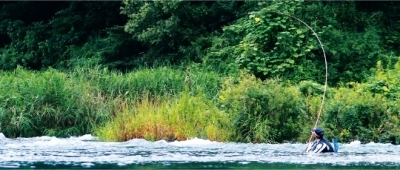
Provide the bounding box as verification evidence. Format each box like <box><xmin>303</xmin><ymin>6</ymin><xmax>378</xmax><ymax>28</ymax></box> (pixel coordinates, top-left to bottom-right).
<box><xmin>1</xmin><ymin>133</ymin><xmax>399</xmax><ymax>169</ymax></box>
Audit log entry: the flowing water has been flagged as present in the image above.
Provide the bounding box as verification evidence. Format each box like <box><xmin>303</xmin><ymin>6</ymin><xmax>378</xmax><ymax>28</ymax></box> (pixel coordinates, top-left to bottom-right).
<box><xmin>1</xmin><ymin>133</ymin><xmax>399</xmax><ymax>169</ymax></box>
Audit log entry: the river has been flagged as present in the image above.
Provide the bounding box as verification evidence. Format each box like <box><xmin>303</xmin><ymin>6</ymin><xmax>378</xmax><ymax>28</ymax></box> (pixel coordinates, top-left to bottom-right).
<box><xmin>1</xmin><ymin>133</ymin><xmax>399</xmax><ymax>169</ymax></box>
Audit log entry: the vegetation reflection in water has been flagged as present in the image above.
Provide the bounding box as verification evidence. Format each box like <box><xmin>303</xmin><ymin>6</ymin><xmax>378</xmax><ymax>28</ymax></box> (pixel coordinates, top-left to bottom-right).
<box><xmin>1</xmin><ymin>134</ymin><xmax>400</xmax><ymax>169</ymax></box>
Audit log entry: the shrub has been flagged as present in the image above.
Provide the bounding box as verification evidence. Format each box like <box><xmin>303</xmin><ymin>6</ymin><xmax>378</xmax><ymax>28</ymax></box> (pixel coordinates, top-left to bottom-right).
<box><xmin>218</xmin><ymin>71</ymin><xmax>307</xmax><ymax>143</ymax></box>
<box><xmin>323</xmin><ymin>85</ymin><xmax>400</xmax><ymax>144</ymax></box>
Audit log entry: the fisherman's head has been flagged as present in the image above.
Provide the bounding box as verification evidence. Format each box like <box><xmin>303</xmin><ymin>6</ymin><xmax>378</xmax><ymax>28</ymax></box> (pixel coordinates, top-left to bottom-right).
<box><xmin>311</xmin><ymin>127</ymin><xmax>324</xmax><ymax>139</ymax></box>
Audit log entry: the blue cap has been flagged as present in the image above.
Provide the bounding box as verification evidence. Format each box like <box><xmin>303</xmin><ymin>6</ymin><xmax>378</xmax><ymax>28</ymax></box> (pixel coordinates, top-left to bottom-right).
<box><xmin>311</xmin><ymin>127</ymin><xmax>324</xmax><ymax>138</ymax></box>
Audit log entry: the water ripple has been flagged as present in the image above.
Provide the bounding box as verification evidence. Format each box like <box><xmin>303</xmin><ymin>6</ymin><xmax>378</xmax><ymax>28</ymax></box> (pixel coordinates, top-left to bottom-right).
<box><xmin>1</xmin><ymin>133</ymin><xmax>399</xmax><ymax>169</ymax></box>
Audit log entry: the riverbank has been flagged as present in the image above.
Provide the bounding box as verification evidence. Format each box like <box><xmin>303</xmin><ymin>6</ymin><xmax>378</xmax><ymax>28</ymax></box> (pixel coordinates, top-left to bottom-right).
<box><xmin>1</xmin><ymin>64</ymin><xmax>400</xmax><ymax>144</ymax></box>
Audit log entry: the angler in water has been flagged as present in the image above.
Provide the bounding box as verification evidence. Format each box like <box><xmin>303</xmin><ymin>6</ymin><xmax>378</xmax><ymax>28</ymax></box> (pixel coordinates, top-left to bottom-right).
<box><xmin>305</xmin><ymin>127</ymin><xmax>335</xmax><ymax>153</ymax></box>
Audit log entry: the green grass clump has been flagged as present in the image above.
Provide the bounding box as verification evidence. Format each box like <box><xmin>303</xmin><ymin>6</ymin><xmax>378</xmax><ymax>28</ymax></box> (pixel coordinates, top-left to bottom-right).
<box><xmin>0</xmin><ymin>67</ymin><xmax>112</xmax><ymax>137</ymax></box>
<box><xmin>95</xmin><ymin>88</ymin><xmax>233</xmax><ymax>142</ymax></box>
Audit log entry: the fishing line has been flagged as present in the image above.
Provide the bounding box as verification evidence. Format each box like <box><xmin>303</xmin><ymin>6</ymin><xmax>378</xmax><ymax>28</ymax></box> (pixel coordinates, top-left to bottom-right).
<box><xmin>265</xmin><ymin>10</ymin><xmax>328</xmax><ymax>151</ymax></box>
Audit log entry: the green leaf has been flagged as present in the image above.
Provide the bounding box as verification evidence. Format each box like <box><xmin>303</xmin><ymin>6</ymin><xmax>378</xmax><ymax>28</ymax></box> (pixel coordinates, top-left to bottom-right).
<box><xmin>286</xmin><ymin>59</ymin><xmax>295</xmax><ymax>64</ymax></box>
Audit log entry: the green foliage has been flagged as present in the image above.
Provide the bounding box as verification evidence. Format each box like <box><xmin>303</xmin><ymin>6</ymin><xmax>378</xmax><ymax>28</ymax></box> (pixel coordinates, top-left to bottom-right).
<box><xmin>121</xmin><ymin>1</ymin><xmax>245</xmax><ymax>65</ymax></box>
<box><xmin>320</xmin><ymin>26</ymin><xmax>383</xmax><ymax>84</ymax></box>
<box><xmin>300</xmin><ymin>1</ymin><xmax>386</xmax><ymax>84</ymax></box>
<box><xmin>298</xmin><ymin>80</ymin><xmax>326</xmax><ymax>97</ymax></box>
<box><xmin>205</xmin><ymin>1</ymin><xmax>393</xmax><ymax>85</ymax></box>
<box><xmin>321</xmin><ymin>58</ymin><xmax>400</xmax><ymax>144</ymax></box>
<box><xmin>0</xmin><ymin>1</ymin><xmax>125</xmax><ymax>70</ymax></box>
<box><xmin>206</xmin><ymin>1</ymin><xmax>326</xmax><ymax>83</ymax></box>
<box><xmin>366</xmin><ymin>57</ymin><xmax>400</xmax><ymax>99</ymax></box>
<box><xmin>65</xmin><ymin>27</ymin><xmax>143</xmax><ymax>70</ymax></box>
<box><xmin>1</xmin><ymin>1</ymin><xmax>399</xmax><ymax>86</ymax></box>
<box><xmin>323</xmin><ymin>86</ymin><xmax>400</xmax><ymax>144</ymax></box>
<box><xmin>218</xmin><ymin>71</ymin><xmax>306</xmax><ymax>143</ymax></box>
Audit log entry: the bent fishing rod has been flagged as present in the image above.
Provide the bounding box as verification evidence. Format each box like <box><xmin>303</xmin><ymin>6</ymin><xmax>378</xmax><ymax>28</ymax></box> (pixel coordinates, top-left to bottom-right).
<box><xmin>266</xmin><ymin>10</ymin><xmax>328</xmax><ymax>151</ymax></box>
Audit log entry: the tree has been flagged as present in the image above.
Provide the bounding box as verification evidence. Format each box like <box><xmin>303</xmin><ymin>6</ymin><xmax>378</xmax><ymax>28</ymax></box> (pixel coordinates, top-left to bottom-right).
<box><xmin>205</xmin><ymin>0</ymin><xmax>390</xmax><ymax>85</ymax></box>
<box><xmin>0</xmin><ymin>1</ymin><xmax>126</xmax><ymax>70</ymax></box>
<box><xmin>121</xmin><ymin>0</ymin><xmax>246</xmax><ymax>65</ymax></box>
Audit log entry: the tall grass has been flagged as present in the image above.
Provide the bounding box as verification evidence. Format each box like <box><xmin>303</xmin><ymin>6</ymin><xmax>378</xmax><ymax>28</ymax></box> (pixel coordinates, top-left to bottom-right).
<box><xmin>95</xmin><ymin>87</ymin><xmax>233</xmax><ymax>142</ymax></box>
<box><xmin>0</xmin><ymin>65</ymin><xmax>223</xmax><ymax>138</ymax></box>
<box><xmin>0</xmin><ymin>67</ymin><xmax>113</xmax><ymax>137</ymax></box>
<box><xmin>71</xmin><ymin>65</ymin><xmax>222</xmax><ymax>101</ymax></box>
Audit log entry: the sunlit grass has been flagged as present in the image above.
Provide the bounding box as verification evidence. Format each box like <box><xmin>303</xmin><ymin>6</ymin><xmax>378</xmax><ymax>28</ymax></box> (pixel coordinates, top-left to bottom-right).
<box><xmin>95</xmin><ymin>87</ymin><xmax>233</xmax><ymax>142</ymax></box>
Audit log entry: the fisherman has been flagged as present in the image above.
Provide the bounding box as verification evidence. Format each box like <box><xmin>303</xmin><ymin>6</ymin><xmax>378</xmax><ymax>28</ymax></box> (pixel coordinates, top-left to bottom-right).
<box><xmin>305</xmin><ymin>127</ymin><xmax>335</xmax><ymax>153</ymax></box>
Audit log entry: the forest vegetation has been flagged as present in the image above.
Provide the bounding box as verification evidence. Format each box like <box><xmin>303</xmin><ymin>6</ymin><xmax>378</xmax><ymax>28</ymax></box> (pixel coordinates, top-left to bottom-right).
<box><xmin>1</xmin><ymin>1</ymin><xmax>400</xmax><ymax>144</ymax></box>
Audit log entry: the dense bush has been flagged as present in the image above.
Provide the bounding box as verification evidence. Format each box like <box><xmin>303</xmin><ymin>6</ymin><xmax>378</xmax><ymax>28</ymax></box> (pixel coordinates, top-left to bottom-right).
<box><xmin>323</xmin><ymin>86</ymin><xmax>400</xmax><ymax>144</ymax></box>
<box><xmin>217</xmin><ymin>71</ymin><xmax>309</xmax><ymax>143</ymax></box>
<box><xmin>319</xmin><ymin>58</ymin><xmax>400</xmax><ymax>144</ymax></box>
